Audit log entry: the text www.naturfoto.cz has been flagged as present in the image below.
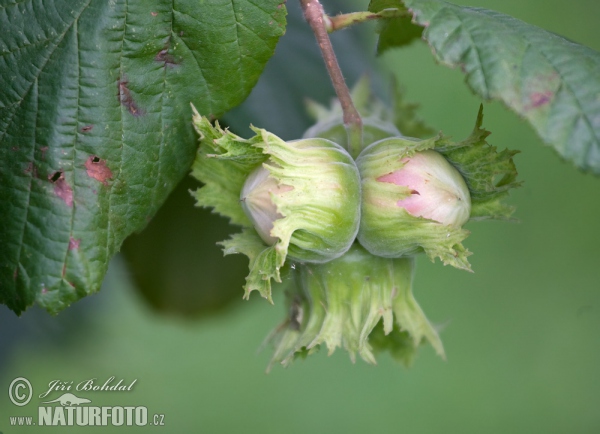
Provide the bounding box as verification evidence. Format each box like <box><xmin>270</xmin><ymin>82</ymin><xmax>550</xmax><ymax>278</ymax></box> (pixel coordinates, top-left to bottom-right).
<box><xmin>10</xmin><ymin>416</ymin><xmax>33</xmax><ymax>426</ymax></box>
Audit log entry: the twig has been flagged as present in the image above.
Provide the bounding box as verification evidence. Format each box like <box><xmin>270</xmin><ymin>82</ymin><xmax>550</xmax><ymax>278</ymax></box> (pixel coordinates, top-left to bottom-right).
<box><xmin>324</xmin><ymin>8</ymin><xmax>410</xmax><ymax>33</ymax></box>
<box><xmin>300</xmin><ymin>0</ymin><xmax>363</xmax><ymax>157</ymax></box>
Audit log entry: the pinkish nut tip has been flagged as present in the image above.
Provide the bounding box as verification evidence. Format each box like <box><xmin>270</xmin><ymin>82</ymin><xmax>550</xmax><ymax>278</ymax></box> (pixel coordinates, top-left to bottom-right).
<box><xmin>378</xmin><ymin>150</ymin><xmax>471</xmax><ymax>227</ymax></box>
<box><xmin>240</xmin><ymin>166</ymin><xmax>293</xmax><ymax>245</ymax></box>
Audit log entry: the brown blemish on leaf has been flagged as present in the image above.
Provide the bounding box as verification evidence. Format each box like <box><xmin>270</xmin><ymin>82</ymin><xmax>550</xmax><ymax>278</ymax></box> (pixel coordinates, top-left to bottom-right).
<box><xmin>48</xmin><ymin>170</ymin><xmax>73</xmax><ymax>206</ymax></box>
<box><xmin>151</xmin><ymin>11</ymin><xmax>158</xmax><ymax>16</ymax></box>
<box><xmin>41</xmin><ymin>287</ymin><xmax>48</xmax><ymax>294</ymax></box>
<box><xmin>118</xmin><ymin>78</ymin><xmax>144</xmax><ymax>116</ymax></box>
<box><xmin>155</xmin><ymin>48</ymin><xmax>178</xmax><ymax>66</ymax></box>
<box><xmin>85</xmin><ymin>155</ymin><xmax>112</xmax><ymax>185</ymax></box>
<box><xmin>40</xmin><ymin>146</ymin><xmax>48</xmax><ymax>160</ymax></box>
<box><xmin>69</xmin><ymin>237</ymin><xmax>81</xmax><ymax>250</ymax></box>
<box><xmin>67</xmin><ymin>281</ymin><xmax>76</xmax><ymax>289</ymax></box>
<box><xmin>23</xmin><ymin>162</ymin><xmax>37</xmax><ymax>178</ymax></box>
<box><xmin>81</xmin><ymin>125</ymin><xmax>94</xmax><ymax>133</ymax></box>
<box><xmin>12</xmin><ymin>146</ymin><xmax>19</xmax><ymax>151</ymax></box>
<box><xmin>62</xmin><ymin>263</ymin><xmax>67</xmax><ymax>277</ymax></box>
<box><xmin>179</xmin><ymin>31</ymin><xmax>184</xmax><ymax>37</ymax></box>
<box><xmin>13</xmin><ymin>269</ymin><xmax>18</xmax><ymax>280</ymax></box>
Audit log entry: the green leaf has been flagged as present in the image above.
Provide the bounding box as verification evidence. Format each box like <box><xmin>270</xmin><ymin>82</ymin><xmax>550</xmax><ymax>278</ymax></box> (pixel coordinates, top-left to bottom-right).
<box><xmin>368</xmin><ymin>0</ymin><xmax>423</xmax><ymax>53</ymax></box>
<box><xmin>399</xmin><ymin>0</ymin><xmax>600</xmax><ymax>174</ymax></box>
<box><xmin>0</xmin><ymin>0</ymin><xmax>286</xmax><ymax>315</ymax></box>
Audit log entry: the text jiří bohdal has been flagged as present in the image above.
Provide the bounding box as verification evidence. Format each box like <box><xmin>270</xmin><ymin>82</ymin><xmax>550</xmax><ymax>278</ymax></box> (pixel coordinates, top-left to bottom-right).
<box><xmin>38</xmin><ymin>377</ymin><xmax>137</xmax><ymax>399</ymax></box>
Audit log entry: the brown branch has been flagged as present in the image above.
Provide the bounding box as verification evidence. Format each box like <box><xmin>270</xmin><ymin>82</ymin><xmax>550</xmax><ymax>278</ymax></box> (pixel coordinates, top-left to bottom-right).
<box><xmin>300</xmin><ymin>0</ymin><xmax>363</xmax><ymax>157</ymax></box>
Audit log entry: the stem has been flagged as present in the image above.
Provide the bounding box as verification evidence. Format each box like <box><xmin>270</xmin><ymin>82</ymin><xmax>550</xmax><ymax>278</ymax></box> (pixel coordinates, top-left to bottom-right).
<box><xmin>300</xmin><ymin>0</ymin><xmax>363</xmax><ymax>158</ymax></box>
<box><xmin>325</xmin><ymin>9</ymin><xmax>410</xmax><ymax>33</ymax></box>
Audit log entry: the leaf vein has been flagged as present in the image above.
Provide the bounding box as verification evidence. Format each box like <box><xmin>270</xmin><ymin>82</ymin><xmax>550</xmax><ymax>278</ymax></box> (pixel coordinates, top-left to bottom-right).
<box><xmin>60</xmin><ymin>20</ymin><xmax>81</xmax><ymax>291</ymax></box>
<box><xmin>106</xmin><ymin>0</ymin><xmax>129</xmax><ymax>263</ymax></box>
<box><xmin>13</xmin><ymin>79</ymin><xmax>38</xmax><ymax>295</ymax></box>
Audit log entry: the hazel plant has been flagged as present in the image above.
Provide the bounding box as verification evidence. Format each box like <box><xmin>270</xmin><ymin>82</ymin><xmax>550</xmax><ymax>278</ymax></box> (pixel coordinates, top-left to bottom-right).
<box><xmin>191</xmin><ymin>78</ymin><xmax>519</xmax><ymax>368</ymax></box>
<box><xmin>1</xmin><ymin>0</ymin><xmax>597</xmax><ymax>323</ymax></box>
<box><xmin>190</xmin><ymin>1</ymin><xmax>519</xmax><ymax>369</ymax></box>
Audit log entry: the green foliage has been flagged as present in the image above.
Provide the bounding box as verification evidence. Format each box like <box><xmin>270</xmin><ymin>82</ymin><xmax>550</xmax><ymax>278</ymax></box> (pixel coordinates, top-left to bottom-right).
<box><xmin>357</xmin><ymin>106</ymin><xmax>519</xmax><ymax>271</ymax></box>
<box><xmin>368</xmin><ymin>0</ymin><xmax>423</xmax><ymax>53</ymax></box>
<box><xmin>436</xmin><ymin>106</ymin><xmax>521</xmax><ymax>221</ymax></box>
<box><xmin>374</xmin><ymin>0</ymin><xmax>600</xmax><ymax>174</ymax></box>
<box><xmin>192</xmin><ymin>113</ymin><xmax>362</xmax><ymax>302</ymax></box>
<box><xmin>267</xmin><ymin>244</ymin><xmax>443</xmax><ymax>370</ymax></box>
<box><xmin>0</xmin><ymin>0</ymin><xmax>286</xmax><ymax>314</ymax></box>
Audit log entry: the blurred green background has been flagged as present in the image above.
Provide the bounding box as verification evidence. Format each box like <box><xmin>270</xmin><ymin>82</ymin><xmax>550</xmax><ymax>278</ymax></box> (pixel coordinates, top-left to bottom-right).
<box><xmin>1</xmin><ymin>0</ymin><xmax>599</xmax><ymax>432</ymax></box>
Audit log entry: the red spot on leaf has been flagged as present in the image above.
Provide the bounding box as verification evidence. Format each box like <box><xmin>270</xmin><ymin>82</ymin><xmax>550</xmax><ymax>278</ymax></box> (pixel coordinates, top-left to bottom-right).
<box><xmin>69</xmin><ymin>237</ymin><xmax>81</xmax><ymax>251</ymax></box>
<box><xmin>530</xmin><ymin>91</ymin><xmax>553</xmax><ymax>108</ymax></box>
<box><xmin>81</xmin><ymin>125</ymin><xmax>94</xmax><ymax>133</ymax></box>
<box><xmin>118</xmin><ymin>78</ymin><xmax>144</xmax><ymax>116</ymax></box>
<box><xmin>85</xmin><ymin>155</ymin><xmax>112</xmax><ymax>185</ymax></box>
<box><xmin>49</xmin><ymin>170</ymin><xmax>73</xmax><ymax>206</ymax></box>
<box><xmin>41</xmin><ymin>287</ymin><xmax>48</xmax><ymax>294</ymax></box>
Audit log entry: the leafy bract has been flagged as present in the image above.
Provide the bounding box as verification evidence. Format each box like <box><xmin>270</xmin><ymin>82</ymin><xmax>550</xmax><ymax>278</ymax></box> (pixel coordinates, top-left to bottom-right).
<box><xmin>0</xmin><ymin>0</ymin><xmax>286</xmax><ymax>314</ymax></box>
<box><xmin>192</xmin><ymin>112</ymin><xmax>361</xmax><ymax>302</ymax></box>
<box><xmin>376</xmin><ymin>0</ymin><xmax>600</xmax><ymax>174</ymax></box>
<box><xmin>436</xmin><ymin>106</ymin><xmax>521</xmax><ymax>221</ymax></box>
<box><xmin>266</xmin><ymin>244</ymin><xmax>444</xmax><ymax>370</ymax></box>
